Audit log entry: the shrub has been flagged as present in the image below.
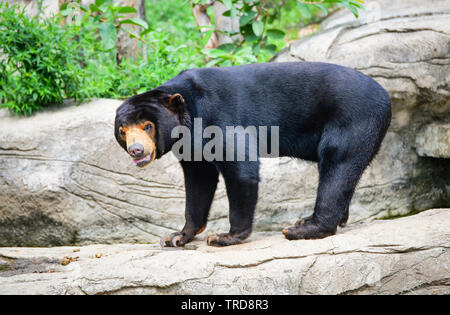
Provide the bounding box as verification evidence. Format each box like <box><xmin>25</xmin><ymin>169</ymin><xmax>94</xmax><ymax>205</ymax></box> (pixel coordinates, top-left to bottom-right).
<box><xmin>0</xmin><ymin>2</ymin><xmax>84</xmax><ymax>115</ymax></box>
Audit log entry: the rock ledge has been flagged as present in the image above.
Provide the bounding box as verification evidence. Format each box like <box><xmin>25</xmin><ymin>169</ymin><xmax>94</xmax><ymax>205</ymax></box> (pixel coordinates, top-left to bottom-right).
<box><xmin>0</xmin><ymin>209</ymin><xmax>448</xmax><ymax>295</ymax></box>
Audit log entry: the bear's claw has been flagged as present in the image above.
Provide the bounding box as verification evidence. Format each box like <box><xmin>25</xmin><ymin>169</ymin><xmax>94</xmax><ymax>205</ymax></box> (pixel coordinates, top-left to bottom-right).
<box><xmin>171</xmin><ymin>234</ymin><xmax>182</xmax><ymax>247</ymax></box>
<box><xmin>161</xmin><ymin>232</ymin><xmax>189</xmax><ymax>248</ymax></box>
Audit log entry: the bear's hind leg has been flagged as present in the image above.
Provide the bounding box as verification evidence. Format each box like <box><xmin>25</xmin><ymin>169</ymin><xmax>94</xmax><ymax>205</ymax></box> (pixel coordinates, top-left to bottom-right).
<box><xmin>283</xmin><ymin>158</ymin><xmax>362</xmax><ymax>240</ymax></box>
<box><xmin>283</xmin><ymin>128</ymin><xmax>373</xmax><ymax>240</ymax></box>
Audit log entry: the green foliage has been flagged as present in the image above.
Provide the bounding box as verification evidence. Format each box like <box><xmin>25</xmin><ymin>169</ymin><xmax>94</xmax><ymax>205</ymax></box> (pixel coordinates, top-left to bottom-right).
<box><xmin>0</xmin><ymin>0</ymin><xmax>363</xmax><ymax>116</ymax></box>
<box><xmin>196</xmin><ymin>0</ymin><xmax>365</xmax><ymax>66</ymax></box>
<box><xmin>144</xmin><ymin>0</ymin><xmax>206</xmax><ymax>61</ymax></box>
<box><xmin>60</xmin><ymin>0</ymin><xmax>150</xmax><ymax>52</ymax></box>
<box><xmin>77</xmin><ymin>30</ymin><xmax>203</xmax><ymax>98</ymax></box>
<box><xmin>70</xmin><ymin>0</ymin><xmax>205</xmax><ymax>98</ymax></box>
<box><xmin>0</xmin><ymin>0</ymin><xmax>201</xmax><ymax>115</ymax></box>
<box><xmin>0</xmin><ymin>2</ymin><xmax>85</xmax><ymax>115</ymax></box>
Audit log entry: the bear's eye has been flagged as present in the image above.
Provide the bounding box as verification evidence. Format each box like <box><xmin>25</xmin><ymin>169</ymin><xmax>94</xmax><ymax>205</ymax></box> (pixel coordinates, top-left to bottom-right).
<box><xmin>144</xmin><ymin>124</ymin><xmax>152</xmax><ymax>132</ymax></box>
<box><xmin>119</xmin><ymin>128</ymin><xmax>125</xmax><ymax>137</ymax></box>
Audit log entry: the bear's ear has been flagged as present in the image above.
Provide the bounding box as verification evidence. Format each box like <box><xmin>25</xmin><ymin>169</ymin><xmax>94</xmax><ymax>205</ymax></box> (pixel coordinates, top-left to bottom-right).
<box><xmin>167</xmin><ymin>93</ymin><xmax>185</xmax><ymax>114</ymax></box>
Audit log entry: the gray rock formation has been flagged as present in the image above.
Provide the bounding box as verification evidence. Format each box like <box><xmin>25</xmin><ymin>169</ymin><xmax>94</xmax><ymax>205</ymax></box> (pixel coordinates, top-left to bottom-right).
<box><xmin>5</xmin><ymin>0</ymin><xmax>59</xmax><ymax>18</ymax></box>
<box><xmin>0</xmin><ymin>209</ymin><xmax>448</xmax><ymax>295</ymax></box>
<box><xmin>416</xmin><ymin>123</ymin><xmax>450</xmax><ymax>158</ymax></box>
<box><xmin>0</xmin><ymin>0</ymin><xmax>449</xmax><ymax>246</ymax></box>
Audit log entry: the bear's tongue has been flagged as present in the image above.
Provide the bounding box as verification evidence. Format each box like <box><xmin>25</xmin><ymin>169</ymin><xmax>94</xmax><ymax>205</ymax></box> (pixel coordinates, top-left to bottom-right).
<box><xmin>132</xmin><ymin>155</ymin><xmax>150</xmax><ymax>165</ymax></box>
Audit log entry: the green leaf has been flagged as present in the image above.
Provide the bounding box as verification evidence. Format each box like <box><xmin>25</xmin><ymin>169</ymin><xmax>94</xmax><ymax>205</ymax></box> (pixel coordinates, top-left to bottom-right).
<box><xmin>262</xmin><ymin>44</ymin><xmax>276</xmax><ymax>54</ymax></box>
<box><xmin>297</xmin><ymin>2</ymin><xmax>312</xmax><ymax>20</ymax></box>
<box><xmin>205</xmin><ymin>58</ymin><xmax>222</xmax><ymax>67</ymax></box>
<box><xmin>314</xmin><ymin>4</ymin><xmax>328</xmax><ymax>15</ymax></box>
<box><xmin>252</xmin><ymin>43</ymin><xmax>261</xmax><ymax>55</ymax></box>
<box><xmin>116</xmin><ymin>6</ymin><xmax>137</xmax><ymax>14</ymax></box>
<box><xmin>217</xmin><ymin>43</ymin><xmax>235</xmax><ymax>52</ymax></box>
<box><xmin>140</xmin><ymin>27</ymin><xmax>153</xmax><ymax>36</ymax></box>
<box><xmin>222</xmin><ymin>60</ymin><xmax>233</xmax><ymax>67</ymax></box>
<box><xmin>222</xmin><ymin>9</ymin><xmax>231</xmax><ymax>17</ymax></box>
<box><xmin>241</xmin><ymin>24</ymin><xmax>258</xmax><ymax>42</ymax></box>
<box><xmin>240</xmin><ymin>11</ymin><xmax>257</xmax><ymax>26</ymax></box>
<box><xmin>205</xmin><ymin>48</ymin><xmax>229</xmax><ymax>58</ymax></box>
<box><xmin>89</xmin><ymin>3</ymin><xmax>102</xmax><ymax>13</ymax></box>
<box><xmin>119</xmin><ymin>18</ymin><xmax>149</xmax><ymax>29</ymax></box>
<box><xmin>350</xmin><ymin>0</ymin><xmax>365</xmax><ymax>9</ymax></box>
<box><xmin>98</xmin><ymin>22</ymin><xmax>116</xmax><ymax>50</ymax></box>
<box><xmin>266</xmin><ymin>29</ymin><xmax>285</xmax><ymax>40</ymax></box>
<box><xmin>341</xmin><ymin>2</ymin><xmax>359</xmax><ymax>17</ymax></box>
<box><xmin>199</xmin><ymin>30</ymin><xmax>214</xmax><ymax>46</ymax></box>
<box><xmin>222</xmin><ymin>0</ymin><xmax>233</xmax><ymax>10</ymax></box>
<box><xmin>252</xmin><ymin>21</ymin><xmax>264</xmax><ymax>37</ymax></box>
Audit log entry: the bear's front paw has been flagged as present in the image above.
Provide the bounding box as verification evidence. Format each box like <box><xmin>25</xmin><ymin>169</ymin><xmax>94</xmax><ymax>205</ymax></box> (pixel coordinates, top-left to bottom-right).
<box><xmin>160</xmin><ymin>232</ymin><xmax>192</xmax><ymax>248</ymax></box>
<box><xmin>282</xmin><ymin>216</ymin><xmax>336</xmax><ymax>240</ymax></box>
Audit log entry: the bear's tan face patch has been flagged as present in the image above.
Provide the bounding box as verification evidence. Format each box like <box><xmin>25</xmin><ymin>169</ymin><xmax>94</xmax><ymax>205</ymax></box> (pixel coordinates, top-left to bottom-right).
<box><xmin>119</xmin><ymin>121</ymin><xmax>156</xmax><ymax>168</ymax></box>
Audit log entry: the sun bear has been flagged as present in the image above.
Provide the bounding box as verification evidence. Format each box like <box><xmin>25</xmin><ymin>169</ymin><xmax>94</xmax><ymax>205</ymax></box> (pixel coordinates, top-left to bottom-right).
<box><xmin>114</xmin><ymin>62</ymin><xmax>391</xmax><ymax>247</ymax></box>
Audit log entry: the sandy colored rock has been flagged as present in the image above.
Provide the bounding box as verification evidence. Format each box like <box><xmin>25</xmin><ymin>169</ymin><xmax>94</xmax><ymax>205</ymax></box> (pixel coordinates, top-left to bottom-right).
<box><xmin>0</xmin><ymin>209</ymin><xmax>448</xmax><ymax>295</ymax></box>
<box><xmin>416</xmin><ymin>123</ymin><xmax>450</xmax><ymax>158</ymax></box>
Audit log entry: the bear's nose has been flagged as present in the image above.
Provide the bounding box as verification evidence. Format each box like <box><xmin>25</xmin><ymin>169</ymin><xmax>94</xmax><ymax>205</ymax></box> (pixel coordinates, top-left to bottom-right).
<box><xmin>128</xmin><ymin>143</ymin><xmax>144</xmax><ymax>159</ymax></box>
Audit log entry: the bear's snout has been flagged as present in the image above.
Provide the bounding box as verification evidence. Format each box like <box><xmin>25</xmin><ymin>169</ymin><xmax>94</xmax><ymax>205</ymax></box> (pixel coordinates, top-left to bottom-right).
<box><xmin>128</xmin><ymin>143</ymin><xmax>145</xmax><ymax>159</ymax></box>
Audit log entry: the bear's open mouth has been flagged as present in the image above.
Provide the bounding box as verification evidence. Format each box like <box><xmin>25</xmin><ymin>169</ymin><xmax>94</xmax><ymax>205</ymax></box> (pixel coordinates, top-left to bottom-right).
<box><xmin>131</xmin><ymin>153</ymin><xmax>153</xmax><ymax>168</ymax></box>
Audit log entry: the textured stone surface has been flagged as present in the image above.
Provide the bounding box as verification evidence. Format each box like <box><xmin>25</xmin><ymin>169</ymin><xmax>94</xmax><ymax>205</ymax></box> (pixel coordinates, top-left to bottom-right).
<box><xmin>416</xmin><ymin>123</ymin><xmax>450</xmax><ymax>158</ymax></box>
<box><xmin>0</xmin><ymin>209</ymin><xmax>448</xmax><ymax>295</ymax></box>
<box><xmin>6</xmin><ymin>0</ymin><xmax>59</xmax><ymax>18</ymax></box>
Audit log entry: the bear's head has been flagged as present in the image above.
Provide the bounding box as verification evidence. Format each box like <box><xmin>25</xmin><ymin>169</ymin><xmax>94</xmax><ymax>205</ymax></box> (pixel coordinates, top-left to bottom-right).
<box><xmin>114</xmin><ymin>89</ymin><xmax>185</xmax><ymax>168</ymax></box>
